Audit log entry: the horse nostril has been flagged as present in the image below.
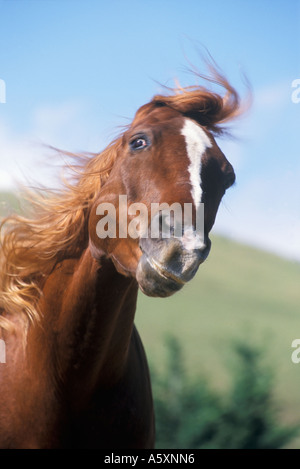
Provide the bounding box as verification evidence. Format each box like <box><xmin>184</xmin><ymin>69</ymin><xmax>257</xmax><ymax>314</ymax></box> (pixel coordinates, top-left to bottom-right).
<box><xmin>159</xmin><ymin>243</ymin><xmax>184</xmax><ymax>274</ymax></box>
<box><xmin>151</xmin><ymin>237</ymin><xmax>203</xmax><ymax>281</ymax></box>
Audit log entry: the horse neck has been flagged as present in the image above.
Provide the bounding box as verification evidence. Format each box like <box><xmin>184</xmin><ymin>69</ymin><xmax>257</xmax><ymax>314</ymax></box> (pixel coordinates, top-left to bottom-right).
<box><xmin>29</xmin><ymin>247</ymin><xmax>139</xmax><ymax>404</ymax></box>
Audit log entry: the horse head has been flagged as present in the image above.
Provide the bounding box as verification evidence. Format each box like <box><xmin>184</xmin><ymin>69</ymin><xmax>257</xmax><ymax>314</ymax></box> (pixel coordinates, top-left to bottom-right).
<box><xmin>89</xmin><ymin>73</ymin><xmax>239</xmax><ymax>297</ymax></box>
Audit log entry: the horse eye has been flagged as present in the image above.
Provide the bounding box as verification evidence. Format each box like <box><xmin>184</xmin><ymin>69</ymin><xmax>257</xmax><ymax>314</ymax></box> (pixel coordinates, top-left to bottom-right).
<box><xmin>129</xmin><ymin>136</ymin><xmax>149</xmax><ymax>151</ymax></box>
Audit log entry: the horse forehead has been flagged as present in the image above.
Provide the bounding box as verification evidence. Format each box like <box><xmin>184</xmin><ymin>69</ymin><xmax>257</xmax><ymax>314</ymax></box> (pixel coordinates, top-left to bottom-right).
<box><xmin>180</xmin><ymin>118</ymin><xmax>212</xmax><ymax>151</ymax></box>
<box><xmin>131</xmin><ymin>105</ymin><xmax>183</xmax><ymax>132</ymax></box>
<box><xmin>157</xmin><ymin>115</ymin><xmax>213</xmax><ymax>146</ymax></box>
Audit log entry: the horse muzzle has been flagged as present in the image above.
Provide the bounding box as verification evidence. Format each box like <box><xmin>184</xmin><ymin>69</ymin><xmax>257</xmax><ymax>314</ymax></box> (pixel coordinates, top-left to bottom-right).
<box><xmin>136</xmin><ymin>230</ymin><xmax>211</xmax><ymax>298</ymax></box>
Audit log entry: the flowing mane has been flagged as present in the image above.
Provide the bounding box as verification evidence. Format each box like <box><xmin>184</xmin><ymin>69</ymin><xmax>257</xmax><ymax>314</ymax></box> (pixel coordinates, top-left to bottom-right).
<box><xmin>135</xmin><ymin>66</ymin><xmax>244</xmax><ymax>134</ymax></box>
<box><xmin>0</xmin><ymin>67</ymin><xmax>243</xmax><ymax>332</ymax></box>
<box><xmin>0</xmin><ymin>138</ymin><xmax>122</xmax><ymax>330</ymax></box>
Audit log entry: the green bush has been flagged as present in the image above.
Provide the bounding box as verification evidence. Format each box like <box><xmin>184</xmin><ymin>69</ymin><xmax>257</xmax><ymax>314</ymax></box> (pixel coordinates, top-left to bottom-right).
<box><xmin>152</xmin><ymin>336</ymin><xmax>298</xmax><ymax>449</ymax></box>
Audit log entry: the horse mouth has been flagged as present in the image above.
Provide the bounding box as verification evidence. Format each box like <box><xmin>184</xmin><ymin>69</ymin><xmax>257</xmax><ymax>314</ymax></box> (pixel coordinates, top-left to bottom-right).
<box><xmin>146</xmin><ymin>257</ymin><xmax>186</xmax><ymax>286</ymax></box>
<box><xmin>137</xmin><ymin>256</ymin><xmax>185</xmax><ymax>297</ymax></box>
<box><xmin>136</xmin><ymin>240</ymin><xmax>211</xmax><ymax>298</ymax></box>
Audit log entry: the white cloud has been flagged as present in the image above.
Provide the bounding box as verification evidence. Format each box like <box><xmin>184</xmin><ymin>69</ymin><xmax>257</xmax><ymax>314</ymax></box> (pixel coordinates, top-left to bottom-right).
<box><xmin>243</xmin><ymin>81</ymin><xmax>291</xmax><ymax>142</ymax></box>
<box><xmin>0</xmin><ymin>119</ymin><xmax>52</xmax><ymax>189</ymax></box>
<box><xmin>215</xmin><ymin>171</ymin><xmax>300</xmax><ymax>262</ymax></box>
<box><xmin>0</xmin><ymin>169</ymin><xmax>14</xmax><ymax>190</ymax></box>
<box><xmin>0</xmin><ymin>100</ymin><xmax>103</xmax><ymax>190</ymax></box>
<box><xmin>212</xmin><ymin>80</ymin><xmax>300</xmax><ymax>262</ymax></box>
<box><xmin>30</xmin><ymin>100</ymin><xmax>89</xmax><ymax>147</ymax></box>
<box><xmin>254</xmin><ymin>81</ymin><xmax>288</xmax><ymax>109</ymax></box>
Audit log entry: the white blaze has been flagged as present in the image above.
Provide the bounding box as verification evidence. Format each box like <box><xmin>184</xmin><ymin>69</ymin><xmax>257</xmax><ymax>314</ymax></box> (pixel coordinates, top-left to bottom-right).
<box><xmin>180</xmin><ymin>118</ymin><xmax>212</xmax><ymax>209</ymax></box>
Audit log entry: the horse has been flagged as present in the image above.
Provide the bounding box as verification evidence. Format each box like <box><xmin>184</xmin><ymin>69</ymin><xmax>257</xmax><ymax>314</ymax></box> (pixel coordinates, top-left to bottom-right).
<box><xmin>0</xmin><ymin>67</ymin><xmax>241</xmax><ymax>449</ymax></box>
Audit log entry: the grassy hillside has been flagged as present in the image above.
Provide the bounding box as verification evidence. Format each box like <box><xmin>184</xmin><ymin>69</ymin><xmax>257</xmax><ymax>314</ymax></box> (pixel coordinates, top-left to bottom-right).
<box><xmin>135</xmin><ymin>235</ymin><xmax>300</xmax><ymax>447</ymax></box>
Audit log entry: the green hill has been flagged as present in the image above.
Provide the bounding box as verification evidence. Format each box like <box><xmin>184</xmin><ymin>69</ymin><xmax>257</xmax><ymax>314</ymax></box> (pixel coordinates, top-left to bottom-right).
<box><xmin>135</xmin><ymin>235</ymin><xmax>300</xmax><ymax>448</ymax></box>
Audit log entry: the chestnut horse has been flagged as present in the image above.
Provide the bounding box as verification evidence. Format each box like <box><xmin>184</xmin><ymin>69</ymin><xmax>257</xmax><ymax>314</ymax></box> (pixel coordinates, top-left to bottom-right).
<box><xmin>0</xmin><ymin>68</ymin><xmax>240</xmax><ymax>448</ymax></box>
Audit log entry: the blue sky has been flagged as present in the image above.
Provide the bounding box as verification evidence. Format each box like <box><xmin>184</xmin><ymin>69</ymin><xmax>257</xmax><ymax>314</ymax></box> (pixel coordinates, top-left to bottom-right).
<box><xmin>0</xmin><ymin>0</ymin><xmax>299</xmax><ymax>260</ymax></box>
